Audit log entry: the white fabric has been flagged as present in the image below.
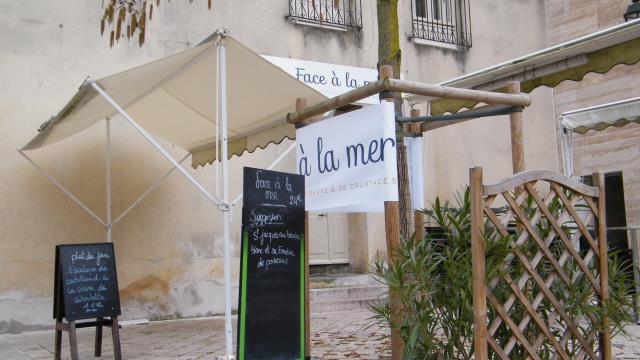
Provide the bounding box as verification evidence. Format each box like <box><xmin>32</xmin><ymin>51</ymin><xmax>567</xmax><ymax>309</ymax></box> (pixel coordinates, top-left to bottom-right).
<box><xmin>561</xmin><ymin>97</ymin><xmax>640</xmax><ymax>134</ymax></box>
<box><xmin>22</xmin><ymin>36</ymin><xmax>327</xmax><ymax>168</ymax></box>
<box><xmin>295</xmin><ymin>103</ymin><xmax>398</xmax><ymax>212</ymax></box>
<box><xmin>405</xmin><ymin>136</ymin><xmax>425</xmax><ymax>210</ymax></box>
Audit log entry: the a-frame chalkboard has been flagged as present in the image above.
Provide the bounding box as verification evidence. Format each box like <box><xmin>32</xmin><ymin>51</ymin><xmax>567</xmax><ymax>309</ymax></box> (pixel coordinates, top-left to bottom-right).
<box><xmin>54</xmin><ymin>243</ymin><xmax>122</xmax><ymax>360</ymax></box>
<box><xmin>237</xmin><ymin>167</ymin><xmax>305</xmax><ymax>360</ymax></box>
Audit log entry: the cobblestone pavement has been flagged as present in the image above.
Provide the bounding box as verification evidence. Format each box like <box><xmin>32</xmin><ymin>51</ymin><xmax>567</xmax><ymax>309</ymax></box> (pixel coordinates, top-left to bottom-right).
<box><xmin>1</xmin><ymin>310</ymin><xmax>639</xmax><ymax>359</ymax></box>
<box><xmin>0</xmin><ymin>310</ymin><xmax>389</xmax><ymax>360</ymax></box>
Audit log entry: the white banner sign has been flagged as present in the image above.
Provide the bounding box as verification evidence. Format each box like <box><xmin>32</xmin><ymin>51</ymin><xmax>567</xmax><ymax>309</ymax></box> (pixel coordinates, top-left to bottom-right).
<box><xmin>295</xmin><ymin>103</ymin><xmax>398</xmax><ymax>212</ymax></box>
<box><xmin>263</xmin><ymin>55</ymin><xmax>380</xmax><ymax>105</ymax></box>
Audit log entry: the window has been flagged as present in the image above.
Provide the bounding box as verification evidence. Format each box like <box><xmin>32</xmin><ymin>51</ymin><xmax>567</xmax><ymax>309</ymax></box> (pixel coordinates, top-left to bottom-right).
<box><xmin>412</xmin><ymin>0</ymin><xmax>472</xmax><ymax>48</ymax></box>
<box><xmin>288</xmin><ymin>0</ymin><xmax>363</xmax><ymax>30</ymax></box>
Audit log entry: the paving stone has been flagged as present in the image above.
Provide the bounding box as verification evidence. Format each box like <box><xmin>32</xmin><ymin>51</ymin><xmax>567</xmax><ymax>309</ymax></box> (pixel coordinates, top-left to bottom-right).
<box><xmin>1</xmin><ymin>310</ymin><xmax>639</xmax><ymax>359</ymax></box>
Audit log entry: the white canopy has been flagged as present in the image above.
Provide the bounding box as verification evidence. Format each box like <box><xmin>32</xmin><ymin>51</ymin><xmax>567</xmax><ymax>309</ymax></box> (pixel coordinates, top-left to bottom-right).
<box><xmin>561</xmin><ymin>96</ymin><xmax>640</xmax><ymax>134</ymax></box>
<box><xmin>20</xmin><ymin>31</ymin><xmax>328</xmax><ymax>358</ymax></box>
<box><xmin>22</xmin><ymin>34</ymin><xmax>327</xmax><ymax>168</ymax></box>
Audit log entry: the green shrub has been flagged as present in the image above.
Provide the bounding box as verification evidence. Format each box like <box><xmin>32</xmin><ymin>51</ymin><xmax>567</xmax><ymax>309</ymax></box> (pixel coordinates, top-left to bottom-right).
<box><xmin>371</xmin><ymin>187</ymin><xmax>633</xmax><ymax>359</ymax></box>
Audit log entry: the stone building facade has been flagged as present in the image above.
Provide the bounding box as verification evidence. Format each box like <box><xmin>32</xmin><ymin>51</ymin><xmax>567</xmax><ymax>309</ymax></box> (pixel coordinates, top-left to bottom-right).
<box><xmin>548</xmin><ymin>0</ymin><xmax>640</xmax><ymax>229</ymax></box>
<box><xmin>2</xmin><ymin>0</ymin><xmax>634</xmax><ymax>331</ymax></box>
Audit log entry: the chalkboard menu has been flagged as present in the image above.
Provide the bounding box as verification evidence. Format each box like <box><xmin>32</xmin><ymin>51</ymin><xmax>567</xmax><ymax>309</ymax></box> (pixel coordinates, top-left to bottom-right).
<box><xmin>54</xmin><ymin>243</ymin><xmax>121</xmax><ymax>321</ymax></box>
<box><xmin>238</xmin><ymin>167</ymin><xmax>305</xmax><ymax>360</ymax></box>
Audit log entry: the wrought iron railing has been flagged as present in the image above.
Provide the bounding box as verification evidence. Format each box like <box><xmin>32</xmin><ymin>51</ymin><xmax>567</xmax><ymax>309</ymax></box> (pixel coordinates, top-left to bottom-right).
<box><xmin>411</xmin><ymin>0</ymin><xmax>472</xmax><ymax>47</ymax></box>
<box><xmin>288</xmin><ymin>0</ymin><xmax>363</xmax><ymax>30</ymax></box>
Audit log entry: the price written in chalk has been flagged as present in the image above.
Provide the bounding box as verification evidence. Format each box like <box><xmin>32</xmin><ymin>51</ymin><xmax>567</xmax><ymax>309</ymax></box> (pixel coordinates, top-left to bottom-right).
<box><xmin>239</xmin><ymin>167</ymin><xmax>305</xmax><ymax>358</ymax></box>
<box><xmin>56</xmin><ymin>243</ymin><xmax>121</xmax><ymax>321</ymax></box>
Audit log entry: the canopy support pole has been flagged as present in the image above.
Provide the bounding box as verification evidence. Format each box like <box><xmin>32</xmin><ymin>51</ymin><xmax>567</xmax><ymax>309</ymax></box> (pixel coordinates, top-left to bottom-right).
<box><xmin>17</xmin><ymin>149</ymin><xmax>106</xmax><ymax>227</ymax></box>
<box><xmin>113</xmin><ymin>153</ymin><xmax>190</xmax><ymax>225</ymax></box>
<box><xmin>89</xmin><ymin>81</ymin><xmax>222</xmax><ymax>208</ymax></box>
<box><xmin>560</xmin><ymin>127</ymin><xmax>575</xmax><ymax>177</ymax></box>
<box><xmin>106</xmin><ymin>118</ymin><xmax>112</xmax><ymax>242</ymax></box>
<box><xmin>216</xmin><ymin>29</ymin><xmax>235</xmax><ymax>360</ymax></box>
<box><xmin>18</xmin><ymin>127</ymin><xmax>191</xmax><ymax>240</ymax></box>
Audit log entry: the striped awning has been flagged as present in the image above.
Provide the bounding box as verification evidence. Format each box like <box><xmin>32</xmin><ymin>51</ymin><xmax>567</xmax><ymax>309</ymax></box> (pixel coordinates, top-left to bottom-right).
<box><xmin>561</xmin><ymin>97</ymin><xmax>640</xmax><ymax>134</ymax></box>
<box><xmin>409</xmin><ymin>19</ymin><xmax>640</xmax><ymax>115</ymax></box>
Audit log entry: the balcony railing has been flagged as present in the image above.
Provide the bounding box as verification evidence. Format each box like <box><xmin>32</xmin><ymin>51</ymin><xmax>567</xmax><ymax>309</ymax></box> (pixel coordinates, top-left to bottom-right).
<box><xmin>288</xmin><ymin>0</ymin><xmax>363</xmax><ymax>30</ymax></box>
<box><xmin>411</xmin><ymin>0</ymin><xmax>472</xmax><ymax>47</ymax></box>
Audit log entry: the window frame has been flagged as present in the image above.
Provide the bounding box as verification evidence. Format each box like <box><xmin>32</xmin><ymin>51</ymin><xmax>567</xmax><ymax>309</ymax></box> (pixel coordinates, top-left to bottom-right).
<box><xmin>411</xmin><ymin>0</ymin><xmax>472</xmax><ymax>48</ymax></box>
<box><xmin>288</xmin><ymin>0</ymin><xmax>363</xmax><ymax>31</ymax></box>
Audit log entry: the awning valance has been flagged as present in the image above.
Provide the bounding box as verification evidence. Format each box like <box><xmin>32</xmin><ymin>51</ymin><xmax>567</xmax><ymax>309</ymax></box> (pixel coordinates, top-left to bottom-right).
<box><xmin>21</xmin><ymin>35</ymin><xmax>327</xmax><ymax>168</ymax></box>
<box><xmin>410</xmin><ymin>19</ymin><xmax>640</xmax><ymax>115</ymax></box>
<box><xmin>561</xmin><ymin>96</ymin><xmax>640</xmax><ymax>134</ymax></box>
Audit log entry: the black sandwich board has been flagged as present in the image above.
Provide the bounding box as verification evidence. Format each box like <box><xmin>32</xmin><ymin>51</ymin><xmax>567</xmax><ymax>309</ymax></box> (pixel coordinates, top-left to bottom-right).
<box><xmin>53</xmin><ymin>242</ymin><xmax>122</xmax><ymax>360</ymax></box>
<box><xmin>237</xmin><ymin>167</ymin><xmax>305</xmax><ymax>360</ymax></box>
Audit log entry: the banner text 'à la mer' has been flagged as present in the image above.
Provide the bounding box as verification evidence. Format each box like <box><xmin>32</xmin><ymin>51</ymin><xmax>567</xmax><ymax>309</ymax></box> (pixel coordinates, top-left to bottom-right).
<box><xmin>298</xmin><ymin>136</ymin><xmax>396</xmax><ymax>176</ymax></box>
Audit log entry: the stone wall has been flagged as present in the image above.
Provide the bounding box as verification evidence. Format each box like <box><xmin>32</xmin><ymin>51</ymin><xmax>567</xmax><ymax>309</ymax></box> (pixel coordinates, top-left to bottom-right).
<box><xmin>546</xmin><ymin>0</ymin><xmax>640</xmax><ymax>226</ymax></box>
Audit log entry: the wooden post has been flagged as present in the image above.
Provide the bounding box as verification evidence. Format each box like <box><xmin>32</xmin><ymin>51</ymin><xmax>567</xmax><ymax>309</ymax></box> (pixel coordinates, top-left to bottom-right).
<box><xmin>594</xmin><ymin>172</ymin><xmax>611</xmax><ymax>359</ymax></box>
<box><xmin>55</xmin><ymin>317</ymin><xmax>121</xmax><ymax>360</ymax></box>
<box><xmin>380</xmin><ymin>65</ymin><xmax>404</xmax><ymax>360</ymax></box>
<box><xmin>297</xmin><ymin>97</ymin><xmax>311</xmax><ymax>360</ymax></box>
<box><xmin>68</xmin><ymin>321</ymin><xmax>79</xmax><ymax>360</ymax></box>
<box><xmin>410</xmin><ymin>108</ymin><xmax>424</xmax><ymax>240</ymax></box>
<box><xmin>111</xmin><ymin>317</ymin><xmax>122</xmax><ymax>360</ymax></box>
<box><xmin>384</xmin><ymin>201</ymin><xmax>403</xmax><ymax>360</ymax></box>
<box><xmin>470</xmin><ymin>167</ymin><xmax>488</xmax><ymax>360</ymax></box>
<box><xmin>379</xmin><ymin>65</ymin><xmax>412</xmax><ymax>241</ymax></box>
<box><xmin>95</xmin><ymin>317</ymin><xmax>103</xmax><ymax>357</ymax></box>
<box><xmin>507</xmin><ymin>82</ymin><xmax>525</xmax><ymax>174</ymax></box>
<box><xmin>54</xmin><ymin>315</ymin><xmax>62</xmax><ymax>360</ymax></box>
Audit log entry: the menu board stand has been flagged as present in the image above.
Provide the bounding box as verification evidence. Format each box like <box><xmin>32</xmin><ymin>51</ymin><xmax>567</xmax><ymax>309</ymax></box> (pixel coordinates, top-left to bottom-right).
<box><xmin>237</xmin><ymin>167</ymin><xmax>305</xmax><ymax>360</ymax></box>
<box><xmin>53</xmin><ymin>243</ymin><xmax>122</xmax><ymax>360</ymax></box>
<box><xmin>54</xmin><ymin>316</ymin><xmax>121</xmax><ymax>360</ymax></box>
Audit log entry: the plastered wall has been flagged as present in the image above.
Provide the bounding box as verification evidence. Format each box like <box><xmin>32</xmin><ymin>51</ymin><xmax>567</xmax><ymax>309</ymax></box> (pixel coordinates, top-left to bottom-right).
<box><xmin>2</xmin><ymin>0</ymin><xmax>566</xmax><ymax>331</ymax></box>
<box><xmin>0</xmin><ymin>0</ymin><xmax>378</xmax><ymax>332</ymax></box>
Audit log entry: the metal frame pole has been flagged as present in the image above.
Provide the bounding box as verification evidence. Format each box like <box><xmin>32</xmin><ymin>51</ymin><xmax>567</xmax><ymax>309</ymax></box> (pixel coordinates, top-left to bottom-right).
<box><xmin>217</xmin><ymin>31</ymin><xmax>235</xmax><ymax>360</ymax></box>
<box><xmin>560</xmin><ymin>125</ymin><xmax>575</xmax><ymax>177</ymax></box>
<box><xmin>17</xmin><ymin>149</ymin><xmax>106</xmax><ymax>226</ymax></box>
<box><xmin>106</xmin><ymin>118</ymin><xmax>113</xmax><ymax>242</ymax></box>
<box><xmin>114</xmin><ymin>153</ymin><xmax>190</xmax><ymax>225</ymax></box>
<box><xmin>89</xmin><ymin>81</ymin><xmax>222</xmax><ymax>207</ymax></box>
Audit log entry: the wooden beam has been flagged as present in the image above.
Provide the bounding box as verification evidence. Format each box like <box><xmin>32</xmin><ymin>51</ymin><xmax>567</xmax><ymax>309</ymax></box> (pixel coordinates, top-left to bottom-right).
<box><xmin>594</xmin><ymin>172</ymin><xmax>611</xmax><ymax>359</ymax></box>
<box><xmin>287</xmin><ymin>80</ymin><xmax>387</xmax><ymax>124</ymax></box>
<box><xmin>507</xmin><ymin>82</ymin><xmax>525</xmax><ymax>173</ymax></box>
<box><xmin>388</xmin><ymin>79</ymin><xmax>531</xmax><ymax>107</ymax></box>
<box><xmin>286</xmin><ymin>79</ymin><xmax>532</xmax><ymax>124</ymax></box>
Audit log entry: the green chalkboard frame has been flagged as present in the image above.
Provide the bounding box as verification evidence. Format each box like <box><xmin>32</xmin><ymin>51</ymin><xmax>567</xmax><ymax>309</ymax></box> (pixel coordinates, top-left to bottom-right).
<box><xmin>237</xmin><ymin>167</ymin><xmax>305</xmax><ymax>360</ymax></box>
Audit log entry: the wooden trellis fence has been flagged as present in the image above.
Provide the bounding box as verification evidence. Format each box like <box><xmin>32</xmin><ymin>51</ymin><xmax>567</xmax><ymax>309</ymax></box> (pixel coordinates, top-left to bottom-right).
<box><xmin>470</xmin><ymin>168</ymin><xmax>611</xmax><ymax>359</ymax></box>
